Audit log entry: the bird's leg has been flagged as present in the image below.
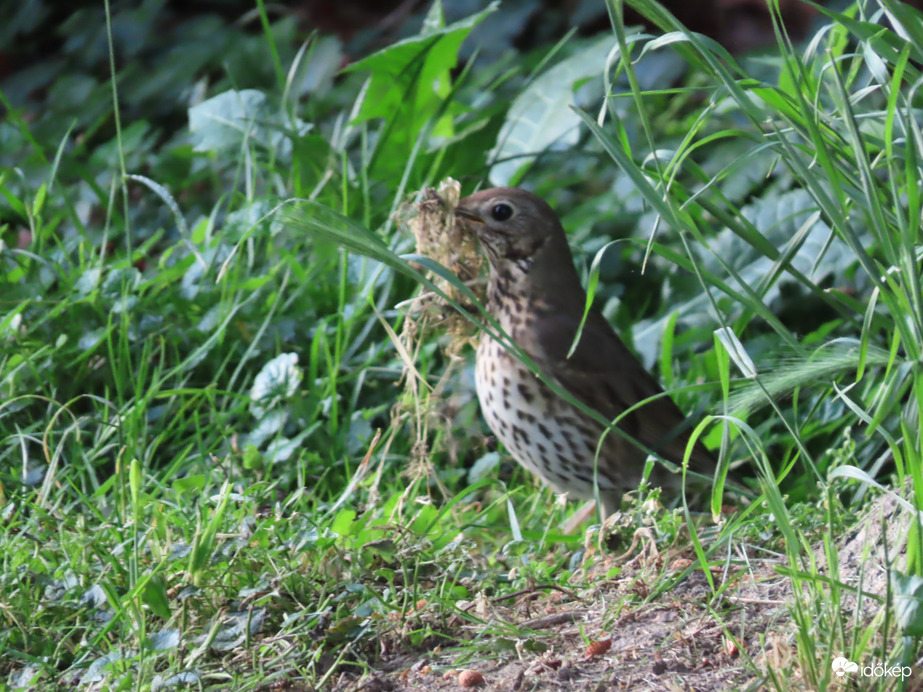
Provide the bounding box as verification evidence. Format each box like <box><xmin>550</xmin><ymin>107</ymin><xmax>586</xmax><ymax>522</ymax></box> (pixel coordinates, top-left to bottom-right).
<box><xmin>562</xmin><ymin>499</ymin><xmax>598</xmax><ymax>535</ymax></box>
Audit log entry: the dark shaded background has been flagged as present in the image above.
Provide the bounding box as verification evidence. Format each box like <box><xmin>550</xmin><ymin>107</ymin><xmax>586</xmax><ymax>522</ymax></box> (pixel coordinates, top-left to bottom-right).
<box><xmin>0</xmin><ymin>0</ymin><xmax>844</xmax><ymax>93</ymax></box>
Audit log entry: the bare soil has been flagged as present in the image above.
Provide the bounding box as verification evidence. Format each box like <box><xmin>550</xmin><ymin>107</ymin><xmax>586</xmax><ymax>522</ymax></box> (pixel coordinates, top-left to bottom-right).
<box><xmin>317</xmin><ymin>487</ymin><xmax>919</xmax><ymax>692</ymax></box>
<box><xmin>333</xmin><ymin>546</ymin><xmax>792</xmax><ymax>691</ymax></box>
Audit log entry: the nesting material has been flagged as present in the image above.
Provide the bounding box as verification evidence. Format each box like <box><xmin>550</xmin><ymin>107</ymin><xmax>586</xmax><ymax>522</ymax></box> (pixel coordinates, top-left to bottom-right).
<box><xmin>382</xmin><ymin>179</ymin><xmax>484</xmax><ymax>499</ymax></box>
<box><xmin>404</xmin><ymin>177</ymin><xmax>483</xmax><ymax>353</ymax></box>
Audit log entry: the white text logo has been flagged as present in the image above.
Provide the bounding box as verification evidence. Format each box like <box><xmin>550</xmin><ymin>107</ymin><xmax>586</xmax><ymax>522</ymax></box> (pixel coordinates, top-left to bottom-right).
<box><xmin>832</xmin><ymin>657</ymin><xmax>911</xmax><ymax>680</ymax></box>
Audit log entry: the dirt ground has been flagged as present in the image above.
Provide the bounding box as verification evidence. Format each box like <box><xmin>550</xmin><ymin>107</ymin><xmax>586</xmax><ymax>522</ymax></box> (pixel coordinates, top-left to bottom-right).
<box><xmin>331</xmin><ymin>545</ymin><xmax>794</xmax><ymax>691</ymax></box>
<box><xmin>319</xmin><ymin>486</ymin><xmax>921</xmax><ymax>692</ymax></box>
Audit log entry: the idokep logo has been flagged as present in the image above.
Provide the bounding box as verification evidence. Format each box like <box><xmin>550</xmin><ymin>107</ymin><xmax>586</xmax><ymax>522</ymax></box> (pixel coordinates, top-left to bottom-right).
<box><xmin>831</xmin><ymin>657</ymin><xmax>858</xmax><ymax>676</ymax></box>
<box><xmin>832</xmin><ymin>657</ymin><xmax>912</xmax><ymax>680</ymax></box>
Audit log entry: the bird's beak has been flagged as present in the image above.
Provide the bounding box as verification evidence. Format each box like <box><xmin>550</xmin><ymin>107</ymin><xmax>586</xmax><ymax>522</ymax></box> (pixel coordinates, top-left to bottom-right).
<box><xmin>455</xmin><ymin>205</ymin><xmax>484</xmax><ymax>224</ymax></box>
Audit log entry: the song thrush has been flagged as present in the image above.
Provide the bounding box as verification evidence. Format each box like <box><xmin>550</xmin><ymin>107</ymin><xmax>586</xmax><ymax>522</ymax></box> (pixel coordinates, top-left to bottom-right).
<box><xmin>455</xmin><ymin>187</ymin><xmax>716</xmax><ymax>518</ymax></box>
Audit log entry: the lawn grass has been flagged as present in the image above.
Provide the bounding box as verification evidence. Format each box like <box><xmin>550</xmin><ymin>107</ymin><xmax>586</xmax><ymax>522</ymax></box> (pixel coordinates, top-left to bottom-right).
<box><xmin>3</xmin><ymin>0</ymin><xmax>923</xmax><ymax>689</ymax></box>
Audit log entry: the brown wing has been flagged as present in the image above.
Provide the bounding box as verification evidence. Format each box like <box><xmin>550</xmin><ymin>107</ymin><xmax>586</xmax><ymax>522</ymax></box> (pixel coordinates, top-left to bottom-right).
<box><xmin>527</xmin><ymin>301</ymin><xmax>715</xmax><ymax>476</ymax></box>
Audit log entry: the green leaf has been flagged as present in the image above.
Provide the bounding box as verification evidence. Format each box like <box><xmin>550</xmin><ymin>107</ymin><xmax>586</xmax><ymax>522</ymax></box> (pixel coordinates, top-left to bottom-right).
<box><xmin>187</xmin><ymin>481</ymin><xmax>232</xmax><ymax>581</ymax></box>
<box><xmin>893</xmin><ymin>572</ymin><xmax>923</xmax><ymax>637</ymax></box>
<box><xmin>332</xmin><ymin>509</ymin><xmax>356</xmax><ymax>537</ymax></box>
<box><xmin>141</xmin><ymin>574</ymin><xmax>172</xmax><ymax>620</ymax></box>
<box><xmin>189</xmin><ymin>89</ymin><xmax>269</xmax><ymax>152</ymax></box>
<box><xmin>344</xmin><ymin>2</ymin><xmax>496</xmax><ymax>172</ymax></box>
<box><xmin>32</xmin><ymin>182</ymin><xmax>46</xmax><ymax>217</ymax></box>
<box><xmin>130</xmin><ymin>458</ymin><xmax>142</xmax><ymax>514</ymax></box>
<box><xmin>490</xmin><ymin>34</ymin><xmax>617</xmax><ymax>185</ymax></box>
<box><xmin>422</xmin><ymin>0</ymin><xmax>446</xmax><ymax>33</ymax></box>
<box><xmin>188</xmin><ymin>89</ymin><xmax>307</xmax><ymax>154</ymax></box>
<box><xmin>346</xmin><ymin>3</ymin><xmax>495</xmax><ymax>127</ymax></box>
<box><xmin>0</xmin><ymin>184</ymin><xmax>27</xmax><ymax>219</ymax></box>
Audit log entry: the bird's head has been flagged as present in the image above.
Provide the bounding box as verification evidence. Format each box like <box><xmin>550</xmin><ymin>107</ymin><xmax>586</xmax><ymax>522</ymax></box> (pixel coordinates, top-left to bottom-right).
<box><xmin>455</xmin><ymin>187</ymin><xmax>575</xmax><ymax>288</ymax></box>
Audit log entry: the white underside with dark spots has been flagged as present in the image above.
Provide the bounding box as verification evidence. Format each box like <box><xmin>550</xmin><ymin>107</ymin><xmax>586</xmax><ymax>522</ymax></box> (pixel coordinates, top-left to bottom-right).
<box><xmin>475</xmin><ymin>335</ymin><xmax>621</xmax><ymax>500</ymax></box>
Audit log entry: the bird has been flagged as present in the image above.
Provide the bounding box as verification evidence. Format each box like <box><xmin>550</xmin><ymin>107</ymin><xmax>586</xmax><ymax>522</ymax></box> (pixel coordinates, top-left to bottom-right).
<box><xmin>454</xmin><ymin>187</ymin><xmax>717</xmax><ymax>520</ymax></box>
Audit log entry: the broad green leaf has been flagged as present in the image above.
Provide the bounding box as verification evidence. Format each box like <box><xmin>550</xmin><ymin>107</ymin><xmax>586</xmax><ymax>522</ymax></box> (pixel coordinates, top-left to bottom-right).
<box><xmin>188</xmin><ymin>89</ymin><xmax>309</xmax><ymax>154</ymax></box>
<box><xmin>189</xmin><ymin>89</ymin><xmax>270</xmax><ymax>152</ymax></box>
<box><xmin>490</xmin><ymin>34</ymin><xmax>617</xmax><ymax>186</ymax></box>
<box><xmin>345</xmin><ymin>3</ymin><xmax>497</xmax><ymax>135</ymax></box>
<box><xmin>141</xmin><ymin>574</ymin><xmax>172</xmax><ymax>620</ymax></box>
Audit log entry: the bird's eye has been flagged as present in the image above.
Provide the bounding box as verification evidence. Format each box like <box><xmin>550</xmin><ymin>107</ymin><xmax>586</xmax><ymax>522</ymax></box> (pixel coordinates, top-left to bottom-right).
<box><xmin>490</xmin><ymin>203</ymin><xmax>514</xmax><ymax>222</ymax></box>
